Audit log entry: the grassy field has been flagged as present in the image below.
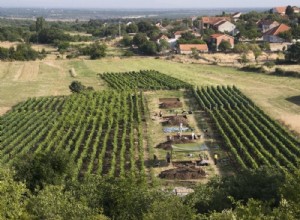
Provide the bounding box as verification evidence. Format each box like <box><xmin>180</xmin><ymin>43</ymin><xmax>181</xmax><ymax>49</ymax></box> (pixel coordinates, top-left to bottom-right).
<box><xmin>0</xmin><ymin>57</ymin><xmax>299</xmax><ymax>134</ymax></box>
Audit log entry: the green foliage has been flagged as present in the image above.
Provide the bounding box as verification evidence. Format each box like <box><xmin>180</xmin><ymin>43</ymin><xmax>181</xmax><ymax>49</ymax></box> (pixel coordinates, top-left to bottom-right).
<box><xmin>0</xmin><ymin>167</ymin><xmax>29</xmax><ymax>219</ymax></box>
<box><xmin>0</xmin><ymin>43</ymin><xmax>42</xmax><ymax>61</ymax></box>
<box><xmin>13</xmin><ymin>151</ymin><xmax>74</xmax><ymax>192</ymax></box>
<box><xmin>133</xmin><ymin>33</ymin><xmax>148</xmax><ymax>47</ymax></box>
<box><xmin>139</xmin><ymin>41</ymin><xmax>158</xmax><ymax>55</ymax></box>
<box><xmin>218</xmin><ymin>40</ymin><xmax>232</xmax><ymax>52</ymax></box>
<box><xmin>286</xmin><ymin>5</ymin><xmax>294</xmax><ymax>17</ymax></box>
<box><xmin>89</xmin><ymin>42</ymin><xmax>107</xmax><ymax>59</ymax></box>
<box><xmin>69</xmin><ymin>80</ymin><xmax>94</xmax><ymax>93</ymax></box>
<box><xmin>126</xmin><ymin>23</ymin><xmax>138</xmax><ymax>33</ymax></box>
<box><xmin>27</xmin><ymin>185</ymin><xmax>103</xmax><ymax>220</ymax></box>
<box><xmin>31</xmin><ymin>28</ymin><xmax>72</xmax><ymax>44</ymax></box>
<box><xmin>285</xmin><ymin>42</ymin><xmax>300</xmax><ymax>63</ymax></box>
<box><xmin>101</xmin><ymin>70</ymin><xmax>191</xmax><ymax>90</ymax></box>
<box><xmin>36</xmin><ymin>17</ymin><xmax>46</xmax><ymax>33</ymax></box>
<box><xmin>157</xmin><ymin>39</ymin><xmax>170</xmax><ymax>53</ymax></box>
<box><xmin>143</xmin><ymin>196</ymin><xmax>196</xmax><ymax>220</ymax></box>
<box><xmin>187</xmin><ymin>167</ymin><xmax>286</xmax><ymax>213</ymax></box>
<box><xmin>120</xmin><ymin>35</ymin><xmax>133</xmax><ymax>47</ymax></box>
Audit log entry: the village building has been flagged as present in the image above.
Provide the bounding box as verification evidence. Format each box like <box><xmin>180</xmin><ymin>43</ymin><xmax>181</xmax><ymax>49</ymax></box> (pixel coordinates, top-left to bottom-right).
<box><xmin>201</xmin><ymin>16</ymin><xmax>231</xmax><ymax>29</ymax></box>
<box><xmin>210</xmin><ymin>34</ymin><xmax>234</xmax><ymax>51</ymax></box>
<box><xmin>257</xmin><ymin>20</ymin><xmax>280</xmax><ymax>33</ymax></box>
<box><xmin>178</xmin><ymin>44</ymin><xmax>208</xmax><ymax>54</ymax></box>
<box><xmin>272</xmin><ymin>6</ymin><xmax>287</xmax><ymax>15</ymax></box>
<box><xmin>213</xmin><ymin>20</ymin><xmax>237</xmax><ymax>35</ymax></box>
<box><xmin>263</xmin><ymin>24</ymin><xmax>291</xmax><ymax>43</ymax></box>
<box><xmin>232</xmin><ymin>12</ymin><xmax>242</xmax><ymax>22</ymax></box>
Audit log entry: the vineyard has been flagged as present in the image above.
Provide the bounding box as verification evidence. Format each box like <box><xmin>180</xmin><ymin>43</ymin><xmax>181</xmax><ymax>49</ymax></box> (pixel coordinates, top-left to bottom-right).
<box><xmin>0</xmin><ymin>91</ymin><xmax>146</xmax><ymax>179</ymax></box>
<box><xmin>193</xmin><ymin>86</ymin><xmax>300</xmax><ymax>172</ymax></box>
<box><xmin>100</xmin><ymin>70</ymin><xmax>191</xmax><ymax>90</ymax></box>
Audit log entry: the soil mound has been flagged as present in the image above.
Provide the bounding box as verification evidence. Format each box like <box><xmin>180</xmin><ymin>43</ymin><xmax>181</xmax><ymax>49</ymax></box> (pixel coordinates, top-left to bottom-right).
<box><xmin>159</xmin><ymin>167</ymin><xmax>206</xmax><ymax>180</ymax></box>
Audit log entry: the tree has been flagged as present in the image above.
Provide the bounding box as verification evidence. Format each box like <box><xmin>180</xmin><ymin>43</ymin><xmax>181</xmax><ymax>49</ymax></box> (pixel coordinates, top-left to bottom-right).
<box><xmin>126</xmin><ymin>23</ymin><xmax>138</xmax><ymax>33</ymax></box>
<box><xmin>140</xmin><ymin>41</ymin><xmax>158</xmax><ymax>55</ymax></box>
<box><xmin>0</xmin><ymin>168</ymin><xmax>29</xmax><ymax>219</ymax></box>
<box><xmin>250</xmin><ymin>44</ymin><xmax>262</xmax><ymax>62</ymax></box>
<box><xmin>27</xmin><ymin>185</ymin><xmax>106</xmax><ymax>219</ymax></box>
<box><xmin>132</xmin><ymin>33</ymin><xmax>148</xmax><ymax>47</ymax></box>
<box><xmin>69</xmin><ymin>81</ymin><xmax>94</xmax><ymax>93</ymax></box>
<box><xmin>143</xmin><ymin>196</ymin><xmax>195</xmax><ymax>220</ymax></box>
<box><xmin>13</xmin><ymin>151</ymin><xmax>74</xmax><ymax>192</ymax></box>
<box><xmin>36</xmin><ymin>17</ymin><xmax>46</xmax><ymax>33</ymax></box>
<box><xmin>285</xmin><ymin>42</ymin><xmax>300</xmax><ymax>63</ymax></box>
<box><xmin>157</xmin><ymin>39</ymin><xmax>170</xmax><ymax>53</ymax></box>
<box><xmin>285</xmin><ymin>5</ymin><xmax>294</xmax><ymax>17</ymax></box>
<box><xmin>218</xmin><ymin>40</ymin><xmax>232</xmax><ymax>52</ymax></box>
<box><xmin>89</xmin><ymin>42</ymin><xmax>107</xmax><ymax>59</ymax></box>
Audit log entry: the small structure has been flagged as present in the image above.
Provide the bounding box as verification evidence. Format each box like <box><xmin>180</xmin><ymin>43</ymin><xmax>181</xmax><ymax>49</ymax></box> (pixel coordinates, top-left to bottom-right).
<box><xmin>263</xmin><ymin>24</ymin><xmax>291</xmax><ymax>43</ymax></box>
<box><xmin>272</xmin><ymin>6</ymin><xmax>287</xmax><ymax>15</ymax></box>
<box><xmin>178</xmin><ymin>44</ymin><xmax>209</xmax><ymax>54</ymax></box>
<box><xmin>210</xmin><ymin>34</ymin><xmax>234</xmax><ymax>51</ymax></box>
<box><xmin>232</xmin><ymin>12</ymin><xmax>242</xmax><ymax>22</ymax></box>
<box><xmin>213</xmin><ymin>20</ymin><xmax>237</xmax><ymax>35</ymax></box>
<box><xmin>257</xmin><ymin>20</ymin><xmax>280</xmax><ymax>33</ymax></box>
<box><xmin>201</xmin><ymin>16</ymin><xmax>231</xmax><ymax>29</ymax></box>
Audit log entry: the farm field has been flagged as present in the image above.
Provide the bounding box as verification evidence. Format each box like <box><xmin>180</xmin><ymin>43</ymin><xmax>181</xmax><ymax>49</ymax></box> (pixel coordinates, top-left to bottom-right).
<box><xmin>0</xmin><ymin>57</ymin><xmax>299</xmax><ymax>134</ymax></box>
<box><xmin>1</xmin><ymin>91</ymin><xmax>147</xmax><ymax>179</ymax></box>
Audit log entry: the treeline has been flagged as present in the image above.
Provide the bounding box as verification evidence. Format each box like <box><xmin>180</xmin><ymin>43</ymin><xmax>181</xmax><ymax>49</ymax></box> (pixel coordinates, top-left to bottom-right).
<box><xmin>1</xmin><ymin>152</ymin><xmax>299</xmax><ymax>219</ymax></box>
<box><xmin>0</xmin><ymin>43</ymin><xmax>45</xmax><ymax>61</ymax></box>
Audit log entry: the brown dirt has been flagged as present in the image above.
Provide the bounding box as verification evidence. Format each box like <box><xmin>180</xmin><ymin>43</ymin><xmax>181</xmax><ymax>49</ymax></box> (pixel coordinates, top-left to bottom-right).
<box><xmin>156</xmin><ymin>138</ymin><xmax>195</xmax><ymax>150</ymax></box>
<box><xmin>159</xmin><ymin>98</ymin><xmax>180</xmax><ymax>102</ymax></box>
<box><xmin>159</xmin><ymin>101</ymin><xmax>183</xmax><ymax>109</ymax></box>
<box><xmin>159</xmin><ymin>167</ymin><xmax>206</xmax><ymax>180</ymax></box>
<box><xmin>162</xmin><ymin>115</ymin><xmax>188</xmax><ymax>126</ymax></box>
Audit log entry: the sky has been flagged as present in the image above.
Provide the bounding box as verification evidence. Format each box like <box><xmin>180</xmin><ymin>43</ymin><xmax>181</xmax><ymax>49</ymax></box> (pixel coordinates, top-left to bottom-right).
<box><xmin>0</xmin><ymin>0</ymin><xmax>299</xmax><ymax>9</ymax></box>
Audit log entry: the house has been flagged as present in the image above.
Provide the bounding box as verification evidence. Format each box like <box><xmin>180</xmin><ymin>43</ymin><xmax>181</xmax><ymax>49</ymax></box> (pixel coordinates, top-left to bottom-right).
<box><xmin>156</xmin><ymin>34</ymin><xmax>169</xmax><ymax>44</ymax></box>
<box><xmin>213</xmin><ymin>20</ymin><xmax>237</xmax><ymax>35</ymax></box>
<box><xmin>257</xmin><ymin>20</ymin><xmax>280</xmax><ymax>33</ymax></box>
<box><xmin>178</xmin><ymin>44</ymin><xmax>208</xmax><ymax>54</ymax></box>
<box><xmin>272</xmin><ymin>6</ymin><xmax>287</xmax><ymax>15</ymax></box>
<box><xmin>292</xmin><ymin>6</ymin><xmax>300</xmax><ymax>13</ymax></box>
<box><xmin>210</xmin><ymin>34</ymin><xmax>234</xmax><ymax>51</ymax></box>
<box><xmin>232</xmin><ymin>12</ymin><xmax>242</xmax><ymax>22</ymax></box>
<box><xmin>174</xmin><ymin>30</ymin><xmax>201</xmax><ymax>39</ymax></box>
<box><xmin>174</xmin><ymin>31</ymin><xmax>186</xmax><ymax>39</ymax></box>
<box><xmin>201</xmin><ymin>16</ymin><xmax>231</xmax><ymax>29</ymax></box>
<box><xmin>263</xmin><ymin>24</ymin><xmax>291</xmax><ymax>43</ymax></box>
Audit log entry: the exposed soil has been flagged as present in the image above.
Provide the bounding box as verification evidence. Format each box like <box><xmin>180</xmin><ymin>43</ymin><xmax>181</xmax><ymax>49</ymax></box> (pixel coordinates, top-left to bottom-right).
<box><xmin>159</xmin><ymin>101</ymin><xmax>183</xmax><ymax>109</ymax></box>
<box><xmin>159</xmin><ymin>167</ymin><xmax>206</xmax><ymax>180</ymax></box>
<box><xmin>156</xmin><ymin>138</ymin><xmax>195</xmax><ymax>150</ymax></box>
<box><xmin>159</xmin><ymin>98</ymin><xmax>180</xmax><ymax>102</ymax></box>
<box><xmin>162</xmin><ymin>115</ymin><xmax>188</xmax><ymax>126</ymax></box>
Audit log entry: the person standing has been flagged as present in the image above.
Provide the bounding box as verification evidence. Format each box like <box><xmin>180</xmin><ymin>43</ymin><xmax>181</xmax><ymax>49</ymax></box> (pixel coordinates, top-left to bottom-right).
<box><xmin>166</xmin><ymin>152</ymin><xmax>171</xmax><ymax>164</ymax></box>
<box><xmin>214</xmin><ymin>153</ymin><xmax>218</xmax><ymax>165</ymax></box>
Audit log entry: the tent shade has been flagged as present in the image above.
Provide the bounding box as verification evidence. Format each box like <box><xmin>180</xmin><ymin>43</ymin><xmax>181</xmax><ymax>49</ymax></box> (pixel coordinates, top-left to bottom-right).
<box><xmin>172</xmin><ymin>143</ymin><xmax>209</xmax><ymax>152</ymax></box>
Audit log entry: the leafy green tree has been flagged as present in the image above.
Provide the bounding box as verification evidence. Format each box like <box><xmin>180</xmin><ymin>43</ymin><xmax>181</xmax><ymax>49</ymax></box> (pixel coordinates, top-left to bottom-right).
<box><xmin>27</xmin><ymin>185</ymin><xmax>106</xmax><ymax>220</ymax></box>
<box><xmin>126</xmin><ymin>23</ymin><xmax>138</xmax><ymax>33</ymax></box>
<box><xmin>158</xmin><ymin>39</ymin><xmax>170</xmax><ymax>53</ymax></box>
<box><xmin>140</xmin><ymin>41</ymin><xmax>158</xmax><ymax>55</ymax></box>
<box><xmin>13</xmin><ymin>151</ymin><xmax>74</xmax><ymax>192</ymax></box>
<box><xmin>218</xmin><ymin>40</ymin><xmax>232</xmax><ymax>52</ymax></box>
<box><xmin>285</xmin><ymin>42</ymin><xmax>300</xmax><ymax>63</ymax></box>
<box><xmin>0</xmin><ymin>168</ymin><xmax>30</xmax><ymax>219</ymax></box>
<box><xmin>143</xmin><ymin>196</ymin><xmax>196</xmax><ymax>220</ymax></box>
<box><xmin>132</xmin><ymin>33</ymin><xmax>148</xmax><ymax>47</ymax></box>
<box><xmin>36</xmin><ymin>17</ymin><xmax>46</xmax><ymax>33</ymax></box>
<box><xmin>120</xmin><ymin>35</ymin><xmax>133</xmax><ymax>47</ymax></box>
<box><xmin>286</xmin><ymin>5</ymin><xmax>294</xmax><ymax>17</ymax></box>
<box><xmin>69</xmin><ymin>81</ymin><xmax>94</xmax><ymax>93</ymax></box>
<box><xmin>89</xmin><ymin>42</ymin><xmax>107</xmax><ymax>59</ymax></box>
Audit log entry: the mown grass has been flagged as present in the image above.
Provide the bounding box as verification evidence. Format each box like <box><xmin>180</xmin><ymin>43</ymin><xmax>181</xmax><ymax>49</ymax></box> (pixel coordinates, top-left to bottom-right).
<box><xmin>0</xmin><ymin>57</ymin><xmax>299</xmax><ymax>134</ymax></box>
